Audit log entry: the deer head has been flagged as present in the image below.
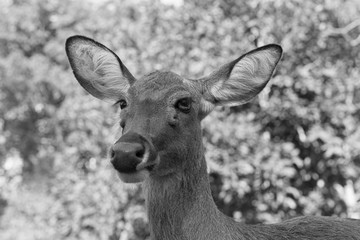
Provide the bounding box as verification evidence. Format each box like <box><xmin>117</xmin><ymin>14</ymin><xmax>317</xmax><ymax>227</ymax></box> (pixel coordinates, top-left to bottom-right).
<box><xmin>65</xmin><ymin>35</ymin><xmax>282</xmax><ymax>184</ymax></box>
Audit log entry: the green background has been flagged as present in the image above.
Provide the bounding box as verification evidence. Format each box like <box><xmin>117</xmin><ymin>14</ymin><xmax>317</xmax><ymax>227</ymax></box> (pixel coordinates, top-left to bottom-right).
<box><xmin>0</xmin><ymin>0</ymin><xmax>359</xmax><ymax>239</ymax></box>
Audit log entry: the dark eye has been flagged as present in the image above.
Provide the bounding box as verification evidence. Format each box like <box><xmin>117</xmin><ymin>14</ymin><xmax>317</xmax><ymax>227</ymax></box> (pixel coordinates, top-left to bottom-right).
<box><xmin>175</xmin><ymin>98</ymin><xmax>192</xmax><ymax>113</ymax></box>
<box><xmin>117</xmin><ymin>99</ymin><xmax>127</xmax><ymax>109</ymax></box>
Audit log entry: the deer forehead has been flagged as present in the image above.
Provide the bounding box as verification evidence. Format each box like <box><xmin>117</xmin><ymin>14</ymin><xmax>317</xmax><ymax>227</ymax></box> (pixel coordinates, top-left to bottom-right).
<box><xmin>129</xmin><ymin>71</ymin><xmax>198</xmax><ymax>103</ymax></box>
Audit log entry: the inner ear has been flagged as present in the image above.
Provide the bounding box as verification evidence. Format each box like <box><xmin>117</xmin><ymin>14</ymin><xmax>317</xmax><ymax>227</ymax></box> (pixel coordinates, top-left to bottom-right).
<box><xmin>66</xmin><ymin>35</ymin><xmax>136</xmax><ymax>102</ymax></box>
<box><xmin>201</xmin><ymin>44</ymin><xmax>282</xmax><ymax>107</ymax></box>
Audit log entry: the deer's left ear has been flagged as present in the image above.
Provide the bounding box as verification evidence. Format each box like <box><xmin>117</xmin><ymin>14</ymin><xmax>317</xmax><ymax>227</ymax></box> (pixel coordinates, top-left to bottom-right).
<box><xmin>198</xmin><ymin>44</ymin><xmax>282</xmax><ymax>115</ymax></box>
<box><xmin>65</xmin><ymin>35</ymin><xmax>136</xmax><ymax>102</ymax></box>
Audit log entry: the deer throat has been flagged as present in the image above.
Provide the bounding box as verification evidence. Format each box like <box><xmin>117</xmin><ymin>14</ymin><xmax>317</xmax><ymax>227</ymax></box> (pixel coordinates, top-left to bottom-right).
<box><xmin>143</xmin><ymin>160</ymin><xmax>229</xmax><ymax>240</ymax></box>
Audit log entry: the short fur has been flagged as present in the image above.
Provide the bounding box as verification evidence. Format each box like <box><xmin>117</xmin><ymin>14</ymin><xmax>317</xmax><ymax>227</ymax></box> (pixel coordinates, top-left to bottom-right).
<box><xmin>66</xmin><ymin>36</ymin><xmax>360</xmax><ymax>240</ymax></box>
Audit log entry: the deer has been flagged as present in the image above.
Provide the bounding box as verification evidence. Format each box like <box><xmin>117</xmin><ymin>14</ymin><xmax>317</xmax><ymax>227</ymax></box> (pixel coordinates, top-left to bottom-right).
<box><xmin>65</xmin><ymin>35</ymin><xmax>360</xmax><ymax>240</ymax></box>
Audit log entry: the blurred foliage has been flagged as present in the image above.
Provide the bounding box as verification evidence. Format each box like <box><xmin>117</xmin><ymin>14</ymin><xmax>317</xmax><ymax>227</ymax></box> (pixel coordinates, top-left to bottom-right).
<box><xmin>0</xmin><ymin>0</ymin><xmax>360</xmax><ymax>239</ymax></box>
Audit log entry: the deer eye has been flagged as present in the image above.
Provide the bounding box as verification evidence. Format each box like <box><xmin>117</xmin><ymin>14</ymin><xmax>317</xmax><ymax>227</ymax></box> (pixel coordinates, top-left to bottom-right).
<box><xmin>175</xmin><ymin>98</ymin><xmax>192</xmax><ymax>113</ymax></box>
<box><xmin>116</xmin><ymin>99</ymin><xmax>127</xmax><ymax>109</ymax></box>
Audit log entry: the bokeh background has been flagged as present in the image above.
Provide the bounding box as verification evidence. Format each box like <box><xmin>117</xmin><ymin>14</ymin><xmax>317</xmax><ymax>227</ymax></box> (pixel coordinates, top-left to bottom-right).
<box><xmin>1</xmin><ymin>0</ymin><xmax>360</xmax><ymax>239</ymax></box>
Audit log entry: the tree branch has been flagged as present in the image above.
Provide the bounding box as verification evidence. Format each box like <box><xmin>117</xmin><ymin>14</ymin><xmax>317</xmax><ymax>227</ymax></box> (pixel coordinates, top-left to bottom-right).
<box><xmin>322</xmin><ymin>19</ymin><xmax>360</xmax><ymax>46</ymax></box>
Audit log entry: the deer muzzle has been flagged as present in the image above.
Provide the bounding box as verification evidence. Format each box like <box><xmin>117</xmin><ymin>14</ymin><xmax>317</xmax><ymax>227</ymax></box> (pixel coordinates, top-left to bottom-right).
<box><xmin>110</xmin><ymin>132</ymin><xmax>158</xmax><ymax>183</ymax></box>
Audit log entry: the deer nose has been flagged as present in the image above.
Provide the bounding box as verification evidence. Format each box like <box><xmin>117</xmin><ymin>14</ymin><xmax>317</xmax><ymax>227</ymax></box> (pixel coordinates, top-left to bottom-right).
<box><xmin>110</xmin><ymin>132</ymin><xmax>158</xmax><ymax>174</ymax></box>
<box><xmin>110</xmin><ymin>141</ymin><xmax>145</xmax><ymax>173</ymax></box>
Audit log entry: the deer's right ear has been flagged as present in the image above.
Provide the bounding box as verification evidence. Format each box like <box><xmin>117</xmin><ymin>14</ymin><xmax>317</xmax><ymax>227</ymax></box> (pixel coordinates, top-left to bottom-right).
<box><xmin>65</xmin><ymin>35</ymin><xmax>136</xmax><ymax>102</ymax></box>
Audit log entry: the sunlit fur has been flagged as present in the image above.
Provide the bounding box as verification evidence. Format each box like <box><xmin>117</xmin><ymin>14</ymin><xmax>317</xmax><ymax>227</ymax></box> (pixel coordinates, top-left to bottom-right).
<box><xmin>66</xmin><ymin>37</ymin><xmax>360</xmax><ymax>240</ymax></box>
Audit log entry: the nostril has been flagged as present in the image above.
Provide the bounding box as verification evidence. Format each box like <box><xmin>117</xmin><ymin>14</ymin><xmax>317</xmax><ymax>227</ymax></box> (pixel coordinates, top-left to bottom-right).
<box><xmin>135</xmin><ymin>148</ymin><xmax>145</xmax><ymax>158</ymax></box>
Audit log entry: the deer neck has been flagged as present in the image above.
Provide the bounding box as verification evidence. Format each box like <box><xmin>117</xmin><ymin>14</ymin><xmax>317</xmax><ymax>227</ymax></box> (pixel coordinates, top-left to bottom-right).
<box><xmin>143</xmin><ymin>156</ymin><xmax>232</xmax><ymax>240</ymax></box>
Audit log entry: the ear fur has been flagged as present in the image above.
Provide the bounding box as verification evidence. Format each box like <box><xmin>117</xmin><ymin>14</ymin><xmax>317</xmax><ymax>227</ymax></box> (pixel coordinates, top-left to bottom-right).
<box><xmin>199</xmin><ymin>44</ymin><xmax>282</xmax><ymax>115</ymax></box>
<box><xmin>65</xmin><ymin>35</ymin><xmax>136</xmax><ymax>102</ymax></box>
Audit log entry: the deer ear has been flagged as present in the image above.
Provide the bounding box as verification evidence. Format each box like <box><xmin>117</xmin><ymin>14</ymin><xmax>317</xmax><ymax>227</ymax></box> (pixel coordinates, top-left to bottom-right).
<box><xmin>199</xmin><ymin>44</ymin><xmax>282</xmax><ymax>115</ymax></box>
<box><xmin>65</xmin><ymin>35</ymin><xmax>136</xmax><ymax>102</ymax></box>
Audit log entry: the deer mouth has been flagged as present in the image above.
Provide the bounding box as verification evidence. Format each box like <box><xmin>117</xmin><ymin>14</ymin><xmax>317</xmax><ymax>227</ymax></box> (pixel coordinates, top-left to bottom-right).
<box><xmin>116</xmin><ymin>170</ymin><xmax>149</xmax><ymax>183</ymax></box>
<box><xmin>115</xmin><ymin>156</ymin><xmax>159</xmax><ymax>183</ymax></box>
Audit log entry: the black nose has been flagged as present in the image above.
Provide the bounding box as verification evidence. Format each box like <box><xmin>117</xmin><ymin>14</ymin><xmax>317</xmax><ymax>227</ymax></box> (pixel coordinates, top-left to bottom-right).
<box><xmin>110</xmin><ymin>133</ymin><xmax>146</xmax><ymax>173</ymax></box>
